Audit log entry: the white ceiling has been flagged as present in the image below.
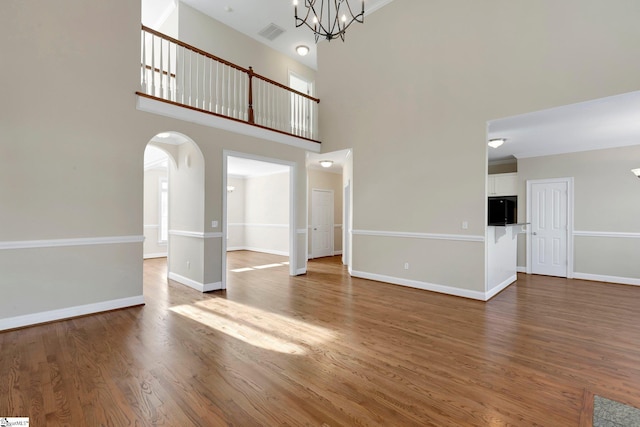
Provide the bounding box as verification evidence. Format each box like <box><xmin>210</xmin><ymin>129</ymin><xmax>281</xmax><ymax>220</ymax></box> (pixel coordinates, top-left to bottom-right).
<box><xmin>487</xmin><ymin>91</ymin><xmax>640</xmax><ymax>163</ymax></box>
<box><xmin>180</xmin><ymin>0</ymin><xmax>395</xmax><ymax>70</ymax></box>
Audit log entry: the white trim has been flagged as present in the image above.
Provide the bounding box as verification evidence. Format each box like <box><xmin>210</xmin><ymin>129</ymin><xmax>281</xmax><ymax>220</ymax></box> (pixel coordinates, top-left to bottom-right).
<box><xmin>351</xmin><ymin>229</ymin><xmax>485</xmax><ymax>243</ymax></box>
<box><xmin>526</xmin><ymin>177</ymin><xmax>574</xmax><ymax>278</ymax></box>
<box><xmin>297</xmin><ymin>228</ymin><xmax>307</xmax><ymax>234</ymax></box>
<box><xmin>143</xmin><ymin>252</ymin><xmax>168</xmax><ymax>259</ymax></box>
<box><xmin>573</xmin><ymin>231</ymin><xmax>640</xmax><ymax>239</ymax></box>
<box><xmin>223</xmin><ymin>150</ymin><xmax>298</xmax><ymax>288</ymax></box>
<box><xmin>573</xmin><ymin>272</ymin><xmax>640</xmax><ymax>287</ymax></box>
<box><xmin>334</xmin><ymin>224</ymin><xmax>343</xmax><ymax>228</ymax></box>
<box><xmin>0</xmin><ymin>235</ymin><xmax>144</xmax><ymax>251</ymax></box>
<box><xmin>144</xmin><ymin>224</ymin><xmax>160</xmax><ymax>228</ymax></box>
<box><xmin>226</xmin><ymin>247</ymin><xmax>289</xmax><ymax>257</ymax></box>
<box><xmin>517</xmin><ymin>266</ymin><xmax>527</xmax><ymax>273</ymax></box>
<box><xmin>168</xmin><ymin>230</ymin><xmax>223</xmax><ymax>239</ymax></box>
<box><xmin>137</xmin><ymin>96</ymin><xmax>321</xmax><ymax>153</ymax></box>
<box><xmin>168</xmin><ymin>272</ymin><xmax>223</xmax><ymax>292</ymax></box>
<box><xmin>333</xmin><ymin>250</ymin><xmax>343</xmax><ymax>256</ymax></box>
<box><xmin>351</xmin><ymin>270</ymin><xmax>487</xmax><ymax>301</ymax></box>
<box><xmin>296</xmin><ymin>268</ymin><xmax>307</xmax><ymax>275</ymax></box>
<box><xmin>0</xmin><ymin>295</ymin><xmax>145</xmax><ymax>331</ymax></box>
<box><xmin>485</xmin><ymin>274</ymin><xmax>517</xmax><ymax>300</ymax></box>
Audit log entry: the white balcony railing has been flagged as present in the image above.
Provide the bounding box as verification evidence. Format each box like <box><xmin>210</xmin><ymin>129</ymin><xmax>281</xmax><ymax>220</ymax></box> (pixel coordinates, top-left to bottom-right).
<box><xmin>139</xmin><ymin>25</ymin><xmax>320</xmax><ymax>141</ymax></box>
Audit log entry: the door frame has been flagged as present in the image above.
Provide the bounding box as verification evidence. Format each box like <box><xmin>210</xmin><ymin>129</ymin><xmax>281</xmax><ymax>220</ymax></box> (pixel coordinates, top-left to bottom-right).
<box><xmin>525</xmin><ymin>177</ymin><xmax>575</xmax><ymax>278</ymax></box>
<box><xmin>222</xmin><ymin>150</ymin><xmax>298</xmax><ymax>289</ymax></box>
<box><xmin>310</xmin><ymin>188</ymin><xmax>334</xmax><ymax>259</ymax></box>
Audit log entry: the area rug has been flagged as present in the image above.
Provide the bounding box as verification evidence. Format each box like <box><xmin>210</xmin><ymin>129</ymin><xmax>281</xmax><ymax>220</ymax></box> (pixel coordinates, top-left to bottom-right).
<box><xmin>593</xmin><ymin>395</ymin><xmax>640</xmax><ymax>427</ymax></box>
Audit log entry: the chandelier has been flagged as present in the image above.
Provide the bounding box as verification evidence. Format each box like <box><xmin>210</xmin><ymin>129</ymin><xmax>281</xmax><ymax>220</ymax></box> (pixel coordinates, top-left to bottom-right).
<box><xmin>294</xmin><ymin>0</ymin><xmax>365</xmax><ymax>42</ymax></box>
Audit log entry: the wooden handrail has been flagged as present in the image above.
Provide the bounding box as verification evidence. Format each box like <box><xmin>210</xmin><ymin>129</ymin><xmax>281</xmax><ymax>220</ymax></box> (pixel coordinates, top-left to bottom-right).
<box><xmin>141</xmin><ymin>24</ymin><xmax>320</xmax><ymax>140</ymax></box>
<box><xmin>141</xmin><ymin>25</ymin><xmax>249</xmax><ymax>73</ymax></box>
<box><xmin>252</xmin><ymin>72</ymin><xmax>320</xmax><ymax>103</ymax></box>
<box><xmin>141</xmin><ymin>24</ymin><xmax>319</xmax><ymax>103</ymax></box>
<box><xmin>136</xmin><ymin>92</ymin><xmax>321</xmax><ymax>144</ymax></box>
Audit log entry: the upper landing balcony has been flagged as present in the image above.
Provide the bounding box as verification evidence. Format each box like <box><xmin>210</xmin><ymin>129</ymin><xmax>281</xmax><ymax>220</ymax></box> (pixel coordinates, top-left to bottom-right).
<box><xmin>136</xmin><ymin>25</ymin><xmax>321</xmax><ymax>151</ymax></box>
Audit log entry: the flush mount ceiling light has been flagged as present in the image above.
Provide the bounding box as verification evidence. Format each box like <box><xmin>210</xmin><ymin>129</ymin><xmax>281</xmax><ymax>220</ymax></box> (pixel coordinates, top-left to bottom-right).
<box><xmin>319</xmin><ymin>160</ymin><xmax>333</xmax><ymax>168</ymax></box>
<box><xmin>296</xmin><ymin>45</ymin><xmax>310</xmax><ymax>56</ymax></box>
<box><xmin>488</xmin><ymin>138</ymin><xmax>506</xmax><ymax>148</ymax></box>
<box><xmin>156</xmin><ymin>132</ymin><xmax>171</xmax><ymax>138</ymax></box>
<box><xmin>632</xmin><ymin>168</ymin><xmax>640</xmax><ymax>178</ymax></box>
<box><xmin>294</xmin><ymin>0</ymin><xmax>365</xmax><ymax>42</ymax></box>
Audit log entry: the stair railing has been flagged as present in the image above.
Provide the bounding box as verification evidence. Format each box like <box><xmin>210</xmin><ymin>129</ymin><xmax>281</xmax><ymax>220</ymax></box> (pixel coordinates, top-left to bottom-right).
<box><xmin>139</xmin><ymin>25</ymin><xmax>320</xmax><ymax>142</ymax></box>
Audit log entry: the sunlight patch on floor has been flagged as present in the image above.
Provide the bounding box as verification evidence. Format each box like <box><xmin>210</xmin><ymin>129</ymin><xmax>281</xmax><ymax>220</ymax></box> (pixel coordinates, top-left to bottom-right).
<box><xmin>169</xmin><ymin>298</ymin><xmax>337</xmax><ymax>355</ymax></box>
<box><xmin>253</xmin><ymin>263</ymin><xmax>284</xmax><ymax>269</ymax></box>
<box><xmin>229</xmin><ymin>262</ymin><xmax>289</xmax><ymax>273</ymax></box>
<box><xmin>230</xmin><ymin>267</ymin><xmax>254</xmax><ymax>273</ymax></box>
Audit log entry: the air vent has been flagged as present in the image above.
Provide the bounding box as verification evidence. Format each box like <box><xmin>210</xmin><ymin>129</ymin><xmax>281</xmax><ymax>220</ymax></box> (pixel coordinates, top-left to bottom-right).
<box><xmin>258</xmin><ymin>23</ymin><xmax>286</xmax><ymax>41</ymax></box>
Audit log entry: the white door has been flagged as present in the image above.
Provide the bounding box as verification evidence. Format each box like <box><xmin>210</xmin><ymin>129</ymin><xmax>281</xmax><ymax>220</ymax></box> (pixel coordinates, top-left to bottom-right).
<box><xmin>311</xmin><ymin>189</ymin><xmax>333</xmax><ymax>258</ymax></box>
<box><xmin>529</xmin><ymin>180</ymin><xmax>570</xmax><ymax>277</ymax></box>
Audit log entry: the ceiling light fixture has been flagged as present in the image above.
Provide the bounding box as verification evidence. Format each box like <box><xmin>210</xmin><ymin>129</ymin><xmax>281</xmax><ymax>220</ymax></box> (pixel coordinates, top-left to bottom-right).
<box><xmin>294</xmin><ymin>0</ymin><xmax>364</xmax><ymax>42</ymax></box>
<box><xmin>156</xmin><ymin>132</ymin><xmax>171</xmax><ymax>138</ymax></box>
<box><xmin>296</xmin><ymin>45</ymin><xmax>310</xmax><ymax>56</ymax></box>
<box><xmin>488</xmin><ymin>138</ymin><xmax>506</xmax><ymax>148</ymax></box>
<box><xmin>319</xmin><ymin>160</ymin><xmax>333</xmax><ymax>168</ymax></box>
<box><xmin>632</xmin><ymin>168</ymin><xmax>640</xmax><ymax>178</ymax></box>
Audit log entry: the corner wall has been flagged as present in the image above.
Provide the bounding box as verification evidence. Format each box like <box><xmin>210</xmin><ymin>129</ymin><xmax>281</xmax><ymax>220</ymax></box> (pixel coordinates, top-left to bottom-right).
<box><xmin>317</xmin><ymin>0</ymin><xmax>640</xmax><ymax>298</ymax></box>
<box><xmin>0</xmin><ymin>0</ymin><xmax>310</xmax><ymax>329</ymax></box>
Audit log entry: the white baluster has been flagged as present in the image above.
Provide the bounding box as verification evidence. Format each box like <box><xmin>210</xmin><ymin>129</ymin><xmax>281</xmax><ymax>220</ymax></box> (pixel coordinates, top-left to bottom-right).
<box><xmin>215</xmin><ymin>62</ymin><xmax>220</xmax><ymax>114</ymax></box>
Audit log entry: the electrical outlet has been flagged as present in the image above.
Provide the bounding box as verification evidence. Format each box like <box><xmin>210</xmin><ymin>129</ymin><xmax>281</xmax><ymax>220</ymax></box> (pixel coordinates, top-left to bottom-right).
<box><xmin>187</xmin><ymin>261</ymin><xmax>190</xmax><ymax>269</ymax></box>
<box><xmin>404</xmin><ymin>262</ymin><xmax>409</xmax><ymax>270</ymax></box>
<box><xmin>462</xmin><ymin>221</ymin><xmax>469</xmax><ymax>230</ymax></box>
<box><xmin>211</xmin><ymin>220</ymin><xmax>218</xmax><ymax>228</ymax></box>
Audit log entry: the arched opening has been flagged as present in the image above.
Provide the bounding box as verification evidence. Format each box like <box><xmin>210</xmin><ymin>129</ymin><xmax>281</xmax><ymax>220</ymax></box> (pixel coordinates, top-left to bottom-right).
<box><xmin>143</xmin><ymin>131</ymin><xmax>210</xmax><ymax>292</ymax></box>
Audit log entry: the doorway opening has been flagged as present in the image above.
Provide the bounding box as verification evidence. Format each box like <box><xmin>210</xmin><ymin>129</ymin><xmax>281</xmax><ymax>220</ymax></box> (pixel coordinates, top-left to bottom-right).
<box><xmin>143</xmin><ymin>132</ymin><xmax>208</xmax><ymax>292</ymax></box>
<box><xmin>222</xmin><ymin>151</ymin><xmax>297</xmax><ymax>289</ymax></box>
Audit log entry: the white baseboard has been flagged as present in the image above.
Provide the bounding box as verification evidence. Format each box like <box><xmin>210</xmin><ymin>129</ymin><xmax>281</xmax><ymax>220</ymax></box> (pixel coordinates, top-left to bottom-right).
<box><xmin>516</xmin><ymin>266</ymin><xmax>527</xmax><ymax>273</ymax></box>
<box><xmin>350</xmin><ymin>270</ymin><xmax>487</xmax><ymax>301</ymax></box>
<box><xmin>0</xmin><ymin>295</ymin><xmax>145</xmax><ymax>331</ymax></box>
<box><xmin>296</xmin><ymin>268</ymin><xmax>307</xmax><ymax>275</ymax></box>
<box><xmin>573</xmin><ymin>272</ymin><xmax>640</xmax><ymax>286</ymax></box>
<box><xmin>333</xmin><ymin>250</ymin><xmax>343</xmax><ymax>256</ymax></box>
<box><xmin>168</xmin><ymin>272</ymin><xmax>223</xmax><ymax>292</ymax></box>
<box><xmin>486</xmin><ymin>274</ymin><xmax>517</xmax><ymax>300</ymax></box>
<box><xmin>226</xmin><ymin>247</ymin><xmax>289</xmax><ymax>257</ymax></box>
<box><xmin>143</xmin><ymin>252</ymin><xmax>167</xmax><ymax>259</ymax></box>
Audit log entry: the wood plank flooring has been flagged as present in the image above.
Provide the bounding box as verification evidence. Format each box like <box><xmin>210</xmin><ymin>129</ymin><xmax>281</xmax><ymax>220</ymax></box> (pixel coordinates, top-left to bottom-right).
<box><xmin>2</xmin><ymin>251</ymin><xmax>640</xmax><ymax>426</ymax></box>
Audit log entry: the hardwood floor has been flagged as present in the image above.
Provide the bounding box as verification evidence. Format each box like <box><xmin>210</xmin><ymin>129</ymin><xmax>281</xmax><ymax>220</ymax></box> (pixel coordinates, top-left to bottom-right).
<box><xmin>2</xmin><ymin>252</ymin><xmax>640</xmax><ymax>426</ymax></box>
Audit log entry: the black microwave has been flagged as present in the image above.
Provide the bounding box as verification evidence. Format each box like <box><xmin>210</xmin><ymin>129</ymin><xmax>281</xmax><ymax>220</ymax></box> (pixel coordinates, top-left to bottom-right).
<box><xmin>488</xmin><ymin>196</ymin><xmax>517</xmax><ymax>226</ymax></box>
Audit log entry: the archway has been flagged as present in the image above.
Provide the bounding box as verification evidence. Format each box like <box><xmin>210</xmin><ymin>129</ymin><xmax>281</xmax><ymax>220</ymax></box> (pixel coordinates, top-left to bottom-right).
<box><xmin>143</xmin><ymin>132</ymin><xmax>210</xmax><ymax>292</ymax></box>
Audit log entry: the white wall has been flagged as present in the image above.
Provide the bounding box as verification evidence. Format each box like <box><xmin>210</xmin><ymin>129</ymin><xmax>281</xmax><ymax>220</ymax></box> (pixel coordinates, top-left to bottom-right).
<box><xmin>317</xmin><ymin>0</ymin><xmax>640</xmax><ymax>299</ymax></box>
<box><xmin>177</xmin><ymin>2</ymin><xmax>315</xmax><ymax>87</ymax></box>
<box><xmin>227</xmin><ymin>172</ymin><xmax>290</xmax><ymax>256</ymax></box>
<box><xmin>517</xmin><ymin>145</ymin><xmax>640</xmax><ymax>283</ymax></box>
